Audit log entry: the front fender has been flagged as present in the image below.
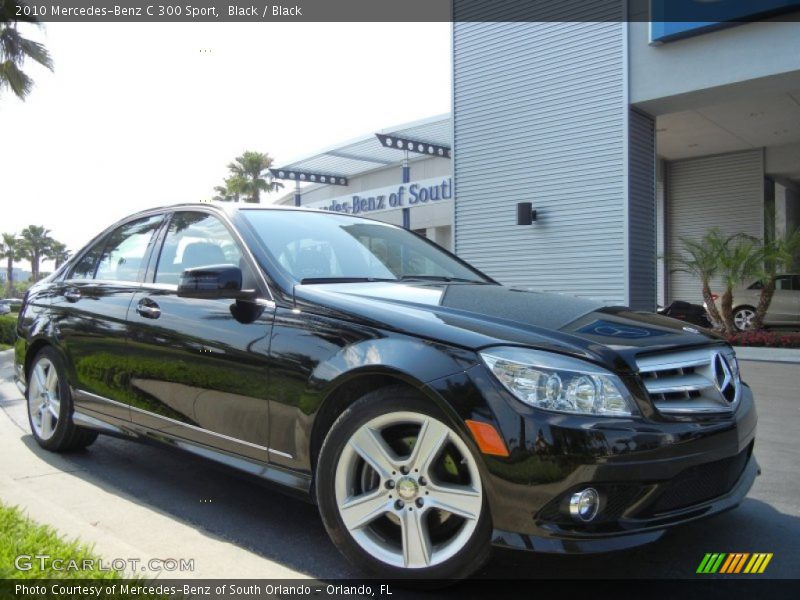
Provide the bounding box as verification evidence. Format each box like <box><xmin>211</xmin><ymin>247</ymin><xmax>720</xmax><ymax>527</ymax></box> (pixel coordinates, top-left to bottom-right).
<box><xmin>268</xmin><ymin>318</ymin><xmax>479</xmax><ymax>475</ymax></box>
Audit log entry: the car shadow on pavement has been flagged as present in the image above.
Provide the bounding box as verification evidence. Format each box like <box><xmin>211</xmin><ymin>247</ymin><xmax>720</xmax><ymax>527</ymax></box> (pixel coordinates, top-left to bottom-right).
<box><xmin>17</xmin><ymin>432</ymin><xmax>800</xmax><ymax>581</ymax></box>
<box><xmin>18</xmin><ymin>432</ymin><xmax>360</xmax><ymax>578</ymax></box>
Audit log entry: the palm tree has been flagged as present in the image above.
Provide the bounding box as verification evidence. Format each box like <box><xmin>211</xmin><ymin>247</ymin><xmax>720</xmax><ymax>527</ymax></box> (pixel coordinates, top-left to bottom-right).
<box><xmin>47</xmin><ymin>240</ymin><xmax>71</xmax><ymax>269</ymax></box>
<box><xmin>0</xmin><ymin>1</ymin><xmax>54</xmax><ymax>101</ymax></box>
<box><xmin>19</xmin><ymin>225</ymin><xmax>54</xmax><ymax>282</ymax></box>
<box><xmin>669</xmin><ymin>229</ymin><xmax>728</xmax><ymax>328</ymax></box>
<box><xmin>751</xmin><ymin>227</ymin><xmax>800</xmax><ymax>330</ymax></box>
<box><xmin>226</xmin><ymin>151</ymin><xmax>283</xmax><ymax>204</ymax></box>
<box><xmin>212</xmin><ymin>184</ymin><xmax>232</xmax><ymax>203</ymax></box>
<box><xmin>0</xmin><ymin>232</ymin><xmax>21</xmax><ymax>297</ymax></box>
<box><xmin>212</xmin><ymin>174</ymin><xmax>249</xmax><ymax>203</ymax></box>
<box><xmin>716</xmin><ymin>234</ymin><xmax>763</xmax><ymax>335</ymax></box>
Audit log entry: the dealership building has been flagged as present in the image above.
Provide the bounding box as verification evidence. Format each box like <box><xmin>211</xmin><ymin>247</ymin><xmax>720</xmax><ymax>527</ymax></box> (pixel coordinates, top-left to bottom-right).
<box><xmin>274</xmin><ymin>11</ymin><xmax>800</xmax><ymax>310</ymax></box>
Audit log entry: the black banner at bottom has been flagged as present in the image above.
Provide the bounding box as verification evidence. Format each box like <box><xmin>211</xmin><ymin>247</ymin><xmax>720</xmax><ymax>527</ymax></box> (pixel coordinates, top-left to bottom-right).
<box><xmin>2</xmin><ymin>579</ymin><xmax>800</xmax><ymax>600</ymax></box>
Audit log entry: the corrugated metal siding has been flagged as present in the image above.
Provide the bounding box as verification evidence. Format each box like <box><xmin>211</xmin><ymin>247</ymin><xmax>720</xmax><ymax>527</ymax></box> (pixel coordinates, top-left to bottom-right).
<box><xmin>667</xmin><ymin>149</ymin><xmax>764</xmax><ymax>303</ymax></box>
<box><xmin>628</xmin><ymin>109</ymin><xmax>656</xmax><ymax>311</ymax></box>
<box><xmin>453</xmin><ymin>20</ymin><xmax>628</xmax><ymax>305</ymax></box>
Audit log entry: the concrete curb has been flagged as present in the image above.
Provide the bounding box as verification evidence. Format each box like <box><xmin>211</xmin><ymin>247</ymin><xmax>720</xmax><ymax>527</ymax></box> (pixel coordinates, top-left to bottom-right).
<box><xmin>733</xmin><ymin>346</ymin><xmax>800</xmax><ymax>364</ymax></box>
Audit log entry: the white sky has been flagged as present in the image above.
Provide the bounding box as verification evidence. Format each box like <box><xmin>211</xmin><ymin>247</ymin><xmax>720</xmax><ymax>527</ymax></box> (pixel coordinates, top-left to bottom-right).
<box><xmin>0</xmin><ymin>22</ymin><xmax>451</xmax><ymax>270</ymax></box>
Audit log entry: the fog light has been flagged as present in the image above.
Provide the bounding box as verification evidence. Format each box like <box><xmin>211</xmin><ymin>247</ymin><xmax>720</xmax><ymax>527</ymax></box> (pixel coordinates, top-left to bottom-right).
<box><xmin>569</xmin><ymin>488</ymin><xmax>600</xmax><ymax>522</ymax></box>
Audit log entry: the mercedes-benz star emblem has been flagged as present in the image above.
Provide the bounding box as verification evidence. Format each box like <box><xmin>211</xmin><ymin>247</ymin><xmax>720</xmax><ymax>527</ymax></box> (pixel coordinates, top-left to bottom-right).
<box><xmin>711</xmin><ymin>351</ymin><xmax>735</xmax><ymax>401</ymax></box>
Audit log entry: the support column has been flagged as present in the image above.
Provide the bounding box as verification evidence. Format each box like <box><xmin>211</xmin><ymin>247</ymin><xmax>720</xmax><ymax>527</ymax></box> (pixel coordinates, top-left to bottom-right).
<box><xmin>402</xmin><ymin>149</ymin><xmax>411</xmax><ymax>229</ymax></box>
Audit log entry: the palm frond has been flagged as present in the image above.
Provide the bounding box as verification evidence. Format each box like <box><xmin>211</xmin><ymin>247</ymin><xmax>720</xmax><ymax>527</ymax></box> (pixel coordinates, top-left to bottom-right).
<box><xmin>0</xmin><ymin>27</ymin><xmax>24</xmax><ymax>61</ymax></box>
<box><xmin>18</xmin><ymin>37</ymin><xmax>53</xmax><ymax>70</ymax></box>
<box><xmin>0</xmin><ymin>59</ymin><xmax>32</xmax><ymax>98</ymax></box>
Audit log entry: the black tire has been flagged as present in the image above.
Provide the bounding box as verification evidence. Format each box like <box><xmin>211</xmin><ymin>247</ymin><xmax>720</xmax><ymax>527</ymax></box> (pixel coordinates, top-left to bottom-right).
<box><xmin>315</xmin><ymin>385</ymin><xmax>493</xmax><ymax>581</ymax></box>
<box><xmin>26</xmin><ymin>347</ymin><xmax>98</xmax><ymax>452</ymax></box>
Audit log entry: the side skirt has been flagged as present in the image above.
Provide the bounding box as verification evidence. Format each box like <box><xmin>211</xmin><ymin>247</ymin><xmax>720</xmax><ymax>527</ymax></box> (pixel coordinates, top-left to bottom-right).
<box><xmin>71</xmin><ymin>405</ymin><xmax>313</xmax><ymax>499</ymax></box>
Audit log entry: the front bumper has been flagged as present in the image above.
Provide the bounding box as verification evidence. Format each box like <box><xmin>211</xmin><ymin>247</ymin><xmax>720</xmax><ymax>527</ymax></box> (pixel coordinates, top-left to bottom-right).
<box><xmin>492</xmin><ymin>452</ymin><xmax>759</xmax><ymax>553</ymax></box>
<box><xmin>425</xmin><ymin>363</ymin><xmax>759</xmax><ymax>554</ymax></box>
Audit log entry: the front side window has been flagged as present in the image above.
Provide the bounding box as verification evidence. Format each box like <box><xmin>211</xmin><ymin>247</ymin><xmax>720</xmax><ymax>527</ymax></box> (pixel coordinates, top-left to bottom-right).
<box><xmin>241</xmin><ymin>210</ymin><xmax>488</xmax><ymax>283</ymax></box>
<box><xmin>69</xmin><ymin>239</ymin><xmax>106</xmax><ymax>280</ymax></box>
<box><xmin>94</xmin><ymin>215</ymin><xmax>163</xmax><ymax>282</ymax></box>
<box><xmin>155</xmin><ymin>212</ymin><xmax>249</xmax><ymax>285</ymax></box>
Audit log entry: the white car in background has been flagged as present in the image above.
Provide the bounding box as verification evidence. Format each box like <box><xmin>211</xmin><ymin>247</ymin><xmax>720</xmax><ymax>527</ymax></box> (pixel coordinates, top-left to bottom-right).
<box><xmin>708</xmin><ymin>274</ymin><xmax>800</xmax><ymax>330</ymax></box>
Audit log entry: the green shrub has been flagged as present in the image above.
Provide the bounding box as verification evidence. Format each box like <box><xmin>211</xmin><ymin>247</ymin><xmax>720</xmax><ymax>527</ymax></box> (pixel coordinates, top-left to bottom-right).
<box><xmin>0</xmin><ymin>314</ymin><xmax>16</xmax><ymax>345</ymax></box>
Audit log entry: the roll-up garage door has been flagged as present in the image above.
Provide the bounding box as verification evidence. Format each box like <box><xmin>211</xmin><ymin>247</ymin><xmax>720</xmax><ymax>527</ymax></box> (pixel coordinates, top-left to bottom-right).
<box><xmin>667</xmin><ymin>149</ymin><xmax>763</xmax><ymax>303</ymax></box>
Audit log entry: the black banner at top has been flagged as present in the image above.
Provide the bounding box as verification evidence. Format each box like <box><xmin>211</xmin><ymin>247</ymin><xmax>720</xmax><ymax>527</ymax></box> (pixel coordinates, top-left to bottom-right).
<box><xmin>6</xmin><ymin>0</ymin><xmax>800</xmax><ymax>22</ymax></box>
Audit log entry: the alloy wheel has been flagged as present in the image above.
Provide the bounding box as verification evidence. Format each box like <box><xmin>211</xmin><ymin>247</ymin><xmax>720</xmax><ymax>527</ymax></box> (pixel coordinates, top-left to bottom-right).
<box><xmin>334</xmin><ymin>411</ymin><xmax>483</xmax><ymax>569</ymax></box>
<box><xmin>734</xmin><ymin>308</ymin><xmax>755</xmax><ymax>331</ymax></box>
<box><xmin>28</xmin><ymin>358</ymin><xmax>61</xmax><ymax>441</ymax></box>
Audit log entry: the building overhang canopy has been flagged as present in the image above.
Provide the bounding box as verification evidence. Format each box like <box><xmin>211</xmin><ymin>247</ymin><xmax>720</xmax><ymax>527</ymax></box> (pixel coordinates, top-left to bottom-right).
<box><xmin>271</xmin><ymin>113</ymin><xmax>452</xmax><ymax>182</ymax></box>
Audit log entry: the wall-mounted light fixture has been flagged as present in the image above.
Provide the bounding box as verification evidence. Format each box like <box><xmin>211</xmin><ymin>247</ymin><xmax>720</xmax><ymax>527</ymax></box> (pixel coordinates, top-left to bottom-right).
<box><xmin>375</xmin><ymin>133</ymin><xmax>451</xmax><ymax>158</ymax></box>
<box><xmin>517</xmin><ymin>202</ymin><xmax>538</xmax><ymax>225</ymax></box>
<box><xmin>269</xmin><ymin>169</ymin><xmax>349</xmax><ymax>186</ymax></box>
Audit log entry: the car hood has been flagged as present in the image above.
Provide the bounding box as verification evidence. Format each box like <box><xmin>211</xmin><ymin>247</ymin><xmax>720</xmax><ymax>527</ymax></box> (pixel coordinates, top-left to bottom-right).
<box><xmin>293</xmin><ymin>282</ymin><xmax>725</xmax><ymax>373</ymax></box>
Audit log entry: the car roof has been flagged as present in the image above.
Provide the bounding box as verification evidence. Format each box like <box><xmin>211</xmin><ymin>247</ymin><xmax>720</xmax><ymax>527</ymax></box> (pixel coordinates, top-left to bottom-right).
<box><xmin>138</xmin><ymin>201</ymin><xmax>329</xmax><ymax>215</ymax></box>
<box><xmin>120</xmin><ymin>201</ymin><xmax>403</xmax><ymax>230</ymax></box>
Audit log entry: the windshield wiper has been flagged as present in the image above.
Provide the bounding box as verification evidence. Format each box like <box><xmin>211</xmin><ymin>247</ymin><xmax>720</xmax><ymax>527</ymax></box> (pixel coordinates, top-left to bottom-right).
<box><xmin>299</xmin><ymin>275</ymin><xmax>488</xmax><ymax>285</ymax></box>
<box><xmin>299</xmin><ymin>277</ymin><xmax>397</xmax><ymax>284</ymax></box>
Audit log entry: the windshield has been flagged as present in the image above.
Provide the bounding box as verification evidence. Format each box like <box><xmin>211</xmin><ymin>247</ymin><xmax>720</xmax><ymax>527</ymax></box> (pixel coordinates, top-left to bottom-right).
<box><xmin>241</xmin><ymin>210</ymin><xmax>490</xmax><ymax>284</ymax></box>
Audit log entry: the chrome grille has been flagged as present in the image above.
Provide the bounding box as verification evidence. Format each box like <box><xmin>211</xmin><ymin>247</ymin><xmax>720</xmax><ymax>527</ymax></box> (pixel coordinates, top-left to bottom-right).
<box><xmin>636</xmin><ymin>347</ymin><xmax>741</xmax><ymax>415</ymax></box>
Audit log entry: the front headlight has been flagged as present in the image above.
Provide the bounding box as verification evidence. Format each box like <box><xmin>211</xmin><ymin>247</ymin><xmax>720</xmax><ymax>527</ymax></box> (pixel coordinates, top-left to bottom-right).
<box><xmin>480</xmin><ymin>347</ymin><xmax>636</xmax><ymax>417</ymax></box>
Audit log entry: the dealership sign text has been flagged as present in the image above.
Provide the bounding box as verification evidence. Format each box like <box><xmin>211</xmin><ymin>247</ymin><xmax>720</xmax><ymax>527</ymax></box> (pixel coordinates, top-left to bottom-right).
<box><xmin>307</xmin><ymin>177</ymin><xmax>453</xmax><ymax>215</ymax></box>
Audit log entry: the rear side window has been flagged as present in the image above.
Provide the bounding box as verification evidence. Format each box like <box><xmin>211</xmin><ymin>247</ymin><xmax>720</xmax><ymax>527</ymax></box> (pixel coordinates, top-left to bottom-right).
<box><xmin>94</xmin><ymin>215</ymin><xmax>163</xmax><ymax>282</ymax></box>
<box><xmin>775</xmin><ymin>275</ymin><xmax>793</xmax><ymax>291</ymax></box>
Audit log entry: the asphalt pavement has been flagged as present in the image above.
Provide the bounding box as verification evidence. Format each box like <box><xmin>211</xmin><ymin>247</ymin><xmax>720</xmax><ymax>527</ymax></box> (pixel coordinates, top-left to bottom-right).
<box><xmin>1</xmin><ymin>349</ymin><xmax>798</xmax><ymax>582</ymax></box>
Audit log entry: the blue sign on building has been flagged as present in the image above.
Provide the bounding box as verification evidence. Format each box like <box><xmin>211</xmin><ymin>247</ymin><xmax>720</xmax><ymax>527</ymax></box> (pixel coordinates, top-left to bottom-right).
<box><xmin>651</xmin><ymin>0</ymin><xmax>800</xmax><ymax>43</ymax></box>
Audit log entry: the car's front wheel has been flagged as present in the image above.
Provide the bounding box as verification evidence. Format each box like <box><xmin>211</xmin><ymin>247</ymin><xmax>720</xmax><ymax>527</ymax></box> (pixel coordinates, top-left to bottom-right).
<box><xmin>26</xmin><ymin>347</ymin><xmax>98</xmax><ymax>452</ymax></box>
<box><xmin>316</xmin><ymin>386</ymin><xmax>492</xmax><ymax>580</ymax></box>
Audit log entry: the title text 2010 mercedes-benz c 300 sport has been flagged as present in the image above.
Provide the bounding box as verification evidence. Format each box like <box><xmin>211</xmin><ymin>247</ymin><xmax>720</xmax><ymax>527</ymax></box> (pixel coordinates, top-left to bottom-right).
<box><xmin>14</xmin><ymin>204</ymin><xmax>758</xmax><ymax>579</ymax></box>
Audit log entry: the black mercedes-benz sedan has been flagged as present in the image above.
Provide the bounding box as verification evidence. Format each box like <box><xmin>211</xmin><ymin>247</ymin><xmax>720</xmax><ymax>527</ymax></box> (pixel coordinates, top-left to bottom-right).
<box><xmin>14</xmin><ymin>203</ymin><xmax>758</xmax><ymax>579</ymax></box>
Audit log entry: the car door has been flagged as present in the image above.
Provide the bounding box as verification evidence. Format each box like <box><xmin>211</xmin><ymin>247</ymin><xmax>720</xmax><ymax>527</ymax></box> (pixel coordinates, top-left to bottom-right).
<box><xmin>50</xmin><ymin>213</ymin><xmax>164</xmax><ymax>422</ymax></box>
<box><xmin>789</xmin><ymin>275</ymin><xmax>800</xmax><ymax>324</ymax></box>
<box><xmin>125</xmin><ymin>210</ymin><xmax>275</xmax><ymax>462</ymax></box>
<box><xmin>767</xmin><ymin>275</ymin><xmax>797</xmax><ymax>324</ymax></box>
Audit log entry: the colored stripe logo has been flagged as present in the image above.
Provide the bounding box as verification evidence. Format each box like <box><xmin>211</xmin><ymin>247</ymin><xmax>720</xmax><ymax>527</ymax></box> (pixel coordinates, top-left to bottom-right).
<box><xmin>697</xmin><ymin>553</ymin><xmax>773</xmax><ymax>574</ymax></box>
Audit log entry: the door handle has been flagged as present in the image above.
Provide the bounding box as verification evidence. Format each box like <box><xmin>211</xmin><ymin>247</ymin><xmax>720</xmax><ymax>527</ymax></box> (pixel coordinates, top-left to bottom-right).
<box><xmin>136</xmin><ymin>298</ymin><xmax>161</xmax><ymax>319</ymax></box>
<box><xmin>63</xmin><ymin>288</ymin><xmax>81</xmax><ymax>302</ymax></box>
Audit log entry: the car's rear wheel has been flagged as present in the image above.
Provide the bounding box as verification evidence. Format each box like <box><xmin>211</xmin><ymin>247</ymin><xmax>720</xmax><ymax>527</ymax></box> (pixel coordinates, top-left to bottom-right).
<box><xmin>27</xmin><ymin>347</ymin><xmax>98</xmax><ymax>452</ymax></box>
<box><xmin>316</xmin><ymin>386</ymin><xmax>492</xmax><ymax>580</ymax></box>
<box><xmin>733</xmin><ymin>306</ymin><xmax>756</xmax><ymax>331</ymax></box>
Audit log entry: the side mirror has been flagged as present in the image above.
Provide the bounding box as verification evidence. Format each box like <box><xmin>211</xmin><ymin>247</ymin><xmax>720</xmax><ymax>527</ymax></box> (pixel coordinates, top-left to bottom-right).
<box><xmin>177</xmin><ymin>264</ymin><xmax>255</xmax><ymax>300</ymax></box>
